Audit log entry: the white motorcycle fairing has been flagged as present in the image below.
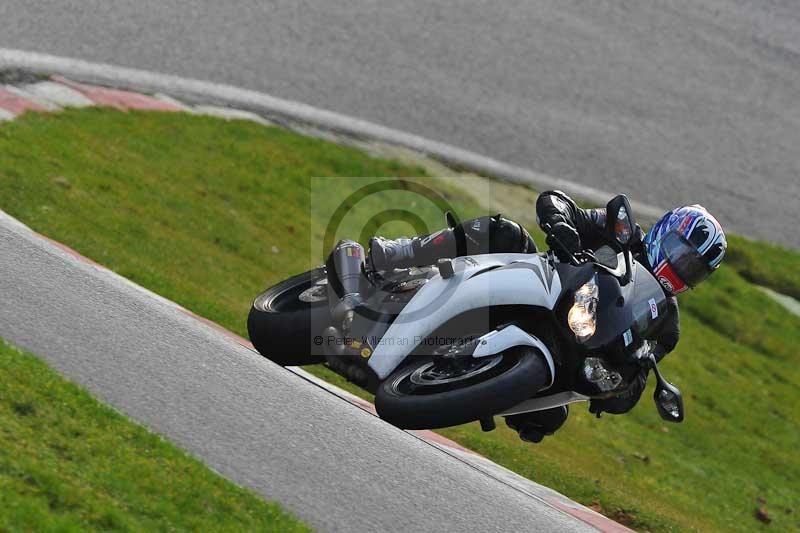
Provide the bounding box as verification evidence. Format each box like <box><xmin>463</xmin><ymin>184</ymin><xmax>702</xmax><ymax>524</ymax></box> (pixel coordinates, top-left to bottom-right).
<box><xmin>497</xmin><ymin>391</ymin><xmax>591</xmax><ymax>416</ymax></box>
<box><xmin>471</xmin><ymin>325</ymin><xmax>555</xmax><ymax>388</ymax></box>
<box><xmin>368</xmin><ymin>253</ymin><xmax>563</xmax><ymax>380</ymax></box>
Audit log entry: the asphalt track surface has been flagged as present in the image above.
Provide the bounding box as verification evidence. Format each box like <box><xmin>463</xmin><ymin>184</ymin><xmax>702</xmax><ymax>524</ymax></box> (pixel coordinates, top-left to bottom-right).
<box><xmin>0</xmin><ymin>213</ymin><xmax>610</xmax><ymax>531</ymax></box>
<box><xmin>2</xmin><ymin>1</ymin><xmax>799</xmax><ymax>248</ymax></box>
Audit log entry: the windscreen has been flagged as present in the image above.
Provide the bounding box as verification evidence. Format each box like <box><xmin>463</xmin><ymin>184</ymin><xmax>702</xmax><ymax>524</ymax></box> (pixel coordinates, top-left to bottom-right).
<box><xmin>594</xmin><ymin>245</ymin><xmax>619</xmax><ymax>270</ymax></box>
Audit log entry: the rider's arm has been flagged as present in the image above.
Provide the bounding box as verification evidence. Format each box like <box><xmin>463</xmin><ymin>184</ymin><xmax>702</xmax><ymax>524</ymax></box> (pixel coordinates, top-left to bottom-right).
<box><xmin>536</xmin><ymin>190</ymin><xmax>647</xmax><ymax>257</ymax></box>
<box><xmin>653</xmin><ymin>297</ymin><xmax>680</xmax><ymax>358</ymax></box>
<box><xmin>535</xmin><ymin>190</ymin><xmax>607</xmax><ymax>247</ymax></box>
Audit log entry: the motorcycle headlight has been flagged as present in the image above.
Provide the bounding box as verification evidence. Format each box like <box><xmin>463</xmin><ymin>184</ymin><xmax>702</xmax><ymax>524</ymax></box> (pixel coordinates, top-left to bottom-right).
<box><xmin>568</xmin><ymin>275</ymin><xmax>598</xmax><ymax>342</ymax></box>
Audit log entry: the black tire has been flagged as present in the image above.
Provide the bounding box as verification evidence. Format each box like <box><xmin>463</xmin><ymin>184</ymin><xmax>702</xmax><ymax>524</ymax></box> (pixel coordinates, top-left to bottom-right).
<box><xmin>247</xmin><ymin>267</ymin><xmax>330</xmax><ymax>366</ymax></box>
<box><xmin>374</xmin><ymin>347</ymin><xmax>550</xmax><ymax>429</ymax></box>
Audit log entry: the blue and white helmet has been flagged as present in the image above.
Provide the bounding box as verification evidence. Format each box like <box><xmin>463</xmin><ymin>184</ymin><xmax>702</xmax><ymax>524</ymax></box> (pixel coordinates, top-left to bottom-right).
<box><xmin>643</xmin><ymin>205</ymin><xmax>727</xmax><ymax>295</ymax></box>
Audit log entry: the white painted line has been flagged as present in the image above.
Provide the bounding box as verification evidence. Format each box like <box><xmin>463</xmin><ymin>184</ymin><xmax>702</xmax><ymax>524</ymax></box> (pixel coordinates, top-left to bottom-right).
<box><xmin>20</xmin><ymin>80</ymin><xmax>94</xmax><ymax>108</ymax></box>
<box><xmin>758</xmin><ymin>286</ymin><xmax>800</xmax><ymax>317</ymax></box>
<box><xmin>0</xmin><ymin>47</ymin><xmax>666</xmax><ymax>221</ymax></box>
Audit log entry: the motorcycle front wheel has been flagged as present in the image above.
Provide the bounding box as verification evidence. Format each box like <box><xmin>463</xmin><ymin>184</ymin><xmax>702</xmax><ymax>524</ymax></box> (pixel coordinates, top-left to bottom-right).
<box><xmin>374</xmin><ymin>347</ymin><xmax>550</xmax><ymax>429</ymax></box>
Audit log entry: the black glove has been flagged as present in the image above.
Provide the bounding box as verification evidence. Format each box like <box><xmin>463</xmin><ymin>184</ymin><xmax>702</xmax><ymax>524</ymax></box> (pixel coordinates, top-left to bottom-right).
<box><xmin>546</xmin><ymin>221</ymin><xmax>581</xmax><ymax>262</ymax></box>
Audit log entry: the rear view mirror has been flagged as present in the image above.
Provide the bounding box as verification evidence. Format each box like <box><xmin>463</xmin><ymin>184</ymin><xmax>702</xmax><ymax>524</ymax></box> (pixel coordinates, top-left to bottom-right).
<box><xmin>605</xmin><ymin>195</ymin><xmax>636</xmax><ymax>250</ymax></box>
<box><xmin>646</xmin><ymin>354</ymin><xmax>685</xmax><ymax>423</ymax></box>
<box><xmin>654</xmin><ymin>380</ymin><xmax>685</xmax><ymax>423</ymax></box>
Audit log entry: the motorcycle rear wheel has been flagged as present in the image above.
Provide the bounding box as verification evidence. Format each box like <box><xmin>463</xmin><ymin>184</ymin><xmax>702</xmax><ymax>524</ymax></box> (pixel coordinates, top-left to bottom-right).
<box><xmin>375</xmin><ymin>347</ymin><xmax>550</xmax><ymax>429</ymax></box>
<box><xmin>247</xmin><ymin>267</ymin><xmax>330</xmax><ymax>366</ymax></box>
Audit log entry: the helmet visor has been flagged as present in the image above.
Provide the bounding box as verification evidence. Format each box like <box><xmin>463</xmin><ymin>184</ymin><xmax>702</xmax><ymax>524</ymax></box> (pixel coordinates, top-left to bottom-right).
<box><xmin>660</xmin><ymin>230</ymin><xmax>713</xmax><ymax>288</ymax></box>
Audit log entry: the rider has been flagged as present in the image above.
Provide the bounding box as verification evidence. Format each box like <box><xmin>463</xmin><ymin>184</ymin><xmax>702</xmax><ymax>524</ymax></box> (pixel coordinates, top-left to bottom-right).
<box><xmin>334</xmin><ymin>190</ymin><xmax>727</xmax><ymax>443</ymax></box>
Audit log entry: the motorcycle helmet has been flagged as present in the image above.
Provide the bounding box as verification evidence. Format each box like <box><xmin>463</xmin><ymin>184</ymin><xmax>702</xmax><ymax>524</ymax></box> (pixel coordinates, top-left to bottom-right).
<box><xmin>643</xmin><ymin>205</ymin><xmax>727</xmax><ymax>295</ymax></box>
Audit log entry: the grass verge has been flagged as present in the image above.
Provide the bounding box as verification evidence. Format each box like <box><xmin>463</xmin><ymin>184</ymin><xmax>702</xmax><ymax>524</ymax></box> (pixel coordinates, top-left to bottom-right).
<box><xmin>1</xmin><ymin>108</ymin><xmax>798</xmax><ymax>531</ymax></box>
<box><xmin>0</xmin><ymin>337</ymin><xmax>308</xmax><ymax>531</ymax></box>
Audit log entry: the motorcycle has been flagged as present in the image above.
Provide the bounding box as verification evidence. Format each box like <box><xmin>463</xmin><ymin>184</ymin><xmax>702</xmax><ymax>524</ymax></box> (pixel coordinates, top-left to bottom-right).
<box><xmin>248</xmin><ymin>195</ymin><xmax>684</xmax><ymax>431</ymax></box>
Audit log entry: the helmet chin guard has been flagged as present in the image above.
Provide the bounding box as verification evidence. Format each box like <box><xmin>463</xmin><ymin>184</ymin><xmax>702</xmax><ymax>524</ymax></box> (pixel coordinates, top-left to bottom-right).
<box><xmin>653</xmin><ymin>260</ymin><xmax>688</xmax><ymax>295</ymax></box>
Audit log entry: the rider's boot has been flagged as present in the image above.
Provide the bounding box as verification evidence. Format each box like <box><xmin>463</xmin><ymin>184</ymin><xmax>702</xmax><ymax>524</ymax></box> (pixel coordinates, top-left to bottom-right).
<box><xmin>326</xmin><ymin>240</ymin><xmax>365</xmax><ymax>331</ymax></box>
<box><xmin>367</xmin><ymin>229</ymin><xmax>458</xmax><ymax>272</ymax></box>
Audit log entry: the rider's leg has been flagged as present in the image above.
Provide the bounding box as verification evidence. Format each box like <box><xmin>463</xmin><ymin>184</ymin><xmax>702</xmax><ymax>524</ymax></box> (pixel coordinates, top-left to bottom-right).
<box><xmin>326</xmin><ymin>239</ymin><xmax>365</xmax><ymax>331</ymax></box>
<box><xmin>367</xmin><ymin>215</ymin><xmax>537</xmax><ymax>271</ymax></box>
<box><xmin>504</xmin><ymin>405</ymin><xmax>569</xmax><ymax>443</ymax></box>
